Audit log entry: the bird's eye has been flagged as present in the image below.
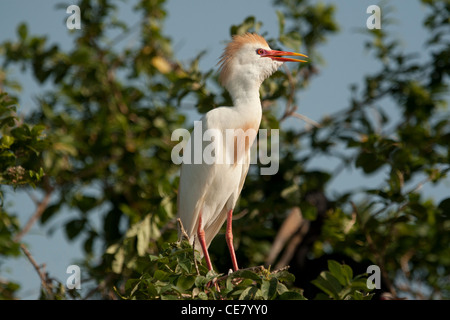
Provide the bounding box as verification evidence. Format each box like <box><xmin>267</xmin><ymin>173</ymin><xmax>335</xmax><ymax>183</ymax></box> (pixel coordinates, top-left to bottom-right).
<box><xmin>256</xmin><ymin>48</ymin><xmax>265</xmax><ymax>55</ymax></box>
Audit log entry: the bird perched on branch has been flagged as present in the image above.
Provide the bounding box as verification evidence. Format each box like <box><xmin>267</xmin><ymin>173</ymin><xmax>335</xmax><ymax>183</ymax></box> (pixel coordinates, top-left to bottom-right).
<box><xmin>177</xmin><ymin>33</ymin><xmax>308</xmax><ymax>272</ymax></box>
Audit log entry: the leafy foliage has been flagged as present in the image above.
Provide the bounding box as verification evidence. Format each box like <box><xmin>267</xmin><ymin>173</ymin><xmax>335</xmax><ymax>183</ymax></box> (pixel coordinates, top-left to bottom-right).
<box><xmin>119</xmin><ymin>241</ymin><xmax>370</xmax><ymax>300</ymax></box>
<box><xmin>0</xmin><ymin>92</ymin><xmax>48</xmax><ymax>298</ymax></box>
<box><xmin>311</xmin><ymin>260</ymin><xmax>372</xmax><ymax>300</ymax></box>
<box><xmin>0</xmin><ymin>92</ymin><xmax>45</xmax><ymax>189</ymax></box>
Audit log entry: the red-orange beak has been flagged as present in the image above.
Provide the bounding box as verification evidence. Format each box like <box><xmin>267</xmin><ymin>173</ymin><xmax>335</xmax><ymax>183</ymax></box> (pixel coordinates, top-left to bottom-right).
<box><xmin>262</xmin><ymin>50</ymin><xmax>308</xmax><ymax>63</ymax></box>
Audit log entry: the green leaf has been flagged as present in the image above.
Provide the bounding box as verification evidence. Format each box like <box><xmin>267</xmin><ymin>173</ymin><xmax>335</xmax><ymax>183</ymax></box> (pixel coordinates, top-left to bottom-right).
<box><xmin>40</xmin><ymin>203</ymin><xmax>61</xmax><ymax>224</ymax></box>
<box><xmin>136</xmin><ymin>216</ymin><xmax>151</xmax><ymax>256</ymax></box>
<box><xmin>198</xmin><ymin>291</ymin><xmax>208</xmax><ymax>300</ymax></box>
<box><xmin>438</xmin><ymin>198</ymin><xmax>450</xmax><ymax>217</ymax></box>
<box><xmin>232</xmin><ymin>269</ymin><xmax>262</xmax><ymax>283</ymax></box>
<box><xmin>278</xmin><ymin>291</ymin><xmax>307</xmax><ymax>300</ymax></box>
<box><xmin>154</xmin><ymin>270</ymin><xmax>170</xmax><ymax>281</ymax></box>
<box><xmin>351</xmin><ymin>278</ymin><xmax>372</xmax><ymax>292</ymax></box>
<box><xmin>341</xmin><ymin>264</ymin><xmax>353</xmax><ymax>284</ymax></box>
<box><xmin>1</xmin><ymin>136</ymin><xmax>14</xmax><ymax>149</ymax></box>
<box><xmin>194</xmin><ymin>275</ymin><xmax>208</xmax><ymax>288</ymax></box>
<box><xmin>177</xmin><ymin>258</ymin><xmax>191</xmax><ymax>274</ymax></box>
<box><xmin>351</xmin><ymin>290</ymin><xmax>373</xmax><ymax>300</ymax></box>
<box><xmin>160</xmin><ymin>294</ymin><xmax>179</xmax><ymax>300</ymax></box>
<box><xmin>355</xmin><ymin>151</ymin><xmax>385</xmax><ymax>174</ymax></box>
<box><xmin>311</xmin><ymin>271</ymin><xmax>342</xmax><ymax>300</ymax></box>
<box><xmin>239</xmin><ymin>286</ymin><xmax>261</xmax><ymax>300</ymax></box>
<box><xmin>272</xmin><ymin>270</ymin><xmax>295</xmax><ymax>283</ymax></box>
<box><xmin>111</xmin><ymin>246</ymin><xmax>125</xmax><ymax>274</ymax></box>
<box><xmin>230</xmin><ymin>16</ymin><xmax>262</xmax><ymax>35</ymax></box>
<box><xmin>0</xmin><ymin>116</ymin><xmax>16</xmax><ymax>129</ymax></box>
<box><xmin>276</xmin><ymin>282</ymin><xmax>289</xmax><ymax>295</ymax></box>
<box><xmin>125</xmin><ymin>278</ymin><xmax>141</xmax><ymax>297</ymax></box>
<box><xmin>17</xmin><ymin>23</ymin><xmax>28</xmax><ymax>40</ymax></box>
<box><xmin>73</xmin><ymin>195</ymin><xmax>97</xmax><ymax>213</ymax></box>
<box><xmin>276</xmin><ymin>10</ymin><xmax>285</xmax><ymax>35</ymax></box>
<box><xmin>279</xmin><ymin>32</ymin><xmax>302</xmax><ymax>52</ymax></box>
<box><xmin>65</xmin><ymin>218</ymin><xmax>86</xmax><ymax>240</ymax></box>
<box><xmin>327</xmin><ymin>260</ymin><xmax>352</xmax><ymax>286</ymax></box>
<box><xmin>261</xmin><ymin>278</ymin><xmax>278</xmax><ymax>300</ymax></box>
<box><xmin>176</xmin><ymin>275</ymin><xmax>195</xmax><ymax>292</ymax></box>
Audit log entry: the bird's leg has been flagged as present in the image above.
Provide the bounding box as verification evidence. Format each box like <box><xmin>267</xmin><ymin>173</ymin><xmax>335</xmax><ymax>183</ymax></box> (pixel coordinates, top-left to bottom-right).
<box><xmin>197</xmin><ymin>213</ymin><xmax>213</xmax><ymax>271</ymax></box>
<box><xmin>226</xmin><ymin>209</ymin><xmax>239</xmax><ymax>272</ymax></box>
<box><xmin>197</xmin><ymin>213</ymin><xmax>221</xmax><ymax>294</ymax></box>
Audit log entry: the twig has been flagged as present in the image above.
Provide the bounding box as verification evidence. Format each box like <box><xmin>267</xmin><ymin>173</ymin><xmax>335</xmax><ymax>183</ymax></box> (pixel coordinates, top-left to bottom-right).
<box><xmin>20</xmin><ymin>244</ymin><xmax>53</xmax><ymax>298</ymax></box>
<box><xmin>291</xmin><ymin>112</ymin><xmax>322</xmax><ymax>128</ymax></box>
<box><xmin>14</xmin><ymin>189</ymin><xmax>53</xmax><ymax>242</ymax></box>
<box><xmin>271</xmin><ymin>265</ymin><xmax>290</xmax><ymax>274</ymax></box>
<box><xmin>176</xmin><ymin>218</ymin><xmax>190</xmax><ymax>241</ymax></box>
<box><xmin>232</xmin><ymin>209</ymin><xmax>248</xmax><ymax>221</ymax></box>
<box><xmin>108</xmin><ymin>20</ymin><xmax>141</xmax><ymax>48</ymax></box>
<box><xmin>177</xmin><ymin>218</ymin><xmax>200</xmax><ymax>275</ymax></box>
<box><xmin>400</xmin><ymin>166</ymin><xmax>449</xmax><ymax>205</ymax></box>
<box><xmin>25</xmin><ymin>189</ymin><xmax>39</xmax><ymax>206</ymax></box>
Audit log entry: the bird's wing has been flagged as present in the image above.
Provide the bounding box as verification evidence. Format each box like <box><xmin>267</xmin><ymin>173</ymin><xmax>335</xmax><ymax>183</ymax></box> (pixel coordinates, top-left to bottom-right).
<box><xmin>236</xmin><ymin>149</ymin><xmax>251</xmax><ymax>197</ymax></box>
<box><xmin>177</xmin><ymin>110</ymin><xmax>227</xmax><ymax>241</ymax></box>
<box><xmin>177</xmin><ymin>107</ymin><xmax>254</xmax><ymax>249</ymax></box>
<box><xmin>177</xmin><ymin>124</ymin><xmax>216</xmax><ymax>241</ymax></box>
<box><xmin>203</xmin><ymin>151</ymin><xmax>251</xmax><ymax>248</ymax></box>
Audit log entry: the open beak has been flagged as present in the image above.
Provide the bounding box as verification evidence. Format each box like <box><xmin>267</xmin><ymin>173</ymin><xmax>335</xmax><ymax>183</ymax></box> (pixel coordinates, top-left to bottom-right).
<box><xmin>262</xmin><ymin>50</ymin><xmax>308</xmax><ymax>63</ymax></box>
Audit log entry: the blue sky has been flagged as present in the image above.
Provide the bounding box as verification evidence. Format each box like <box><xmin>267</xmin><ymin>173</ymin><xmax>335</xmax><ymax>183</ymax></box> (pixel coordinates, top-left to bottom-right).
<box><xmin>0</xmin><ymin>0</ymin><xmax>447</xmax><ymax>299</ymax></box>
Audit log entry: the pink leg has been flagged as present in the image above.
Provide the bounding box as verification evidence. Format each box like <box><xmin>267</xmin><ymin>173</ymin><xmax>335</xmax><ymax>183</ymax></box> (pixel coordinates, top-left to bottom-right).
<box><xmin>197</xmin><ymin>213</ymin><xmax>213</xmax><ymax>271</ymax></box>
<box><xmin>226</xmin><ymin>209</ymin><xmax>239</xmax><ymax>271</ymax></box>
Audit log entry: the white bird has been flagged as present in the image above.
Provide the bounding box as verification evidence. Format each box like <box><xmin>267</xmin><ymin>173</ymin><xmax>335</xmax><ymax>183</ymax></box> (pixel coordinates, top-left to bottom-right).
<box><xmin>177</xmin><ymin>33</ymin><xmax>307</xmax><ymax>272</ymax></box>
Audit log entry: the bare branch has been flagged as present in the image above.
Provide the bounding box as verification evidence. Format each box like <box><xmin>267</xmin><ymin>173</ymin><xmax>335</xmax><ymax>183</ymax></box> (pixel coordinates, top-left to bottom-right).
<box><xmin>14</xmin><ymin>189</ymin><xmax>53</xmax><ymax>242</ymax></box>
<box><xmin>232</xmin><ymin>209</ymin><xmax>248</xmax><ymax>221</ymax></box>
<box><xmin>176</xmin><ymin>218</ymin><xmax>190</xmax><ymax>241</ymax></box>
<box><xmin>20</xmin><ymin>244</ymin><xmax>53</xmax><ymax>298</ymax></box>
<box><xmin>177</xmin><ymin>218</ymin><xmax>200</xmax><ymax>275</ymax></box>
<box><xmin>291</xmin><ymin>112</ymin><xmax>322</xmax><ymax>128</ymax></box>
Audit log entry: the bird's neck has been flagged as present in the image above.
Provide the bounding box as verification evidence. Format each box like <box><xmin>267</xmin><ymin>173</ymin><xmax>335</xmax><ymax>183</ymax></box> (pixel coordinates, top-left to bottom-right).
<box><xmin>228</xmin><ymin>81</ymin><xmax>262</xmax><ymax>115</ymax></box>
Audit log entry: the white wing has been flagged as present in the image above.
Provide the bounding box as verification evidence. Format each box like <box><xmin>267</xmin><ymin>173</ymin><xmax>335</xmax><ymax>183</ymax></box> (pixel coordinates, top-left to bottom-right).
<box><xmin>202</xmin><ymin>149</ymin><xmax>251</xmax><ymax>248</ymax></box>
<box><xmin>177</xmin><ymin>106</ymin><xmax>256</xmax><ymax>252</ymax></box>
<box><xmin>177</xmin><ymin>115</ymin><xmax>217</xmax><ymax>241</ymax></box>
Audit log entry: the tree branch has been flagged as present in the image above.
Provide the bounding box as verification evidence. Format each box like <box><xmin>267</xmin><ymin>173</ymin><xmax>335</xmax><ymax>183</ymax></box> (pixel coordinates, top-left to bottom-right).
<box><xmin>20</xmin><ymin>244</ymin><xmax>53</xmax><ymax>299</ymax></box>
<box><xmin>14</xmin><ymin>188</ymin><xmax>53</xmax><ymax>242</ymax></box>
<box><xmin>176</xmin><ymin>218</ymin><xmax>189</xmax><ymax>241</ymax></box>
<box><xmin>177</xmin><ymin>218</ymin><xmax>200</xmax><ymax>275</ymax></box>
<box><xmin>291</xmin><ymin>112</ymin><xmax>322</xmax><ymax>128</ymax></box>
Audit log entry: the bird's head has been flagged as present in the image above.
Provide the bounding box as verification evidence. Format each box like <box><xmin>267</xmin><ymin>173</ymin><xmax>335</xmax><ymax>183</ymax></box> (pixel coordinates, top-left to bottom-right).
<box><xmin>218</xmin><ymin>33</ymin><xmax>307</xmax><ymax>93</ymax></box>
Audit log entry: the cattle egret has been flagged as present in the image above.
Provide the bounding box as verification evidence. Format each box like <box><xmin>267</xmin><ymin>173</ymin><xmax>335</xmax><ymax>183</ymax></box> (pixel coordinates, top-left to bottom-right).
<box><xmin>177</xmin><ymin>33</ymin><xmax>308</xmax><ymax>272</ymax></box>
